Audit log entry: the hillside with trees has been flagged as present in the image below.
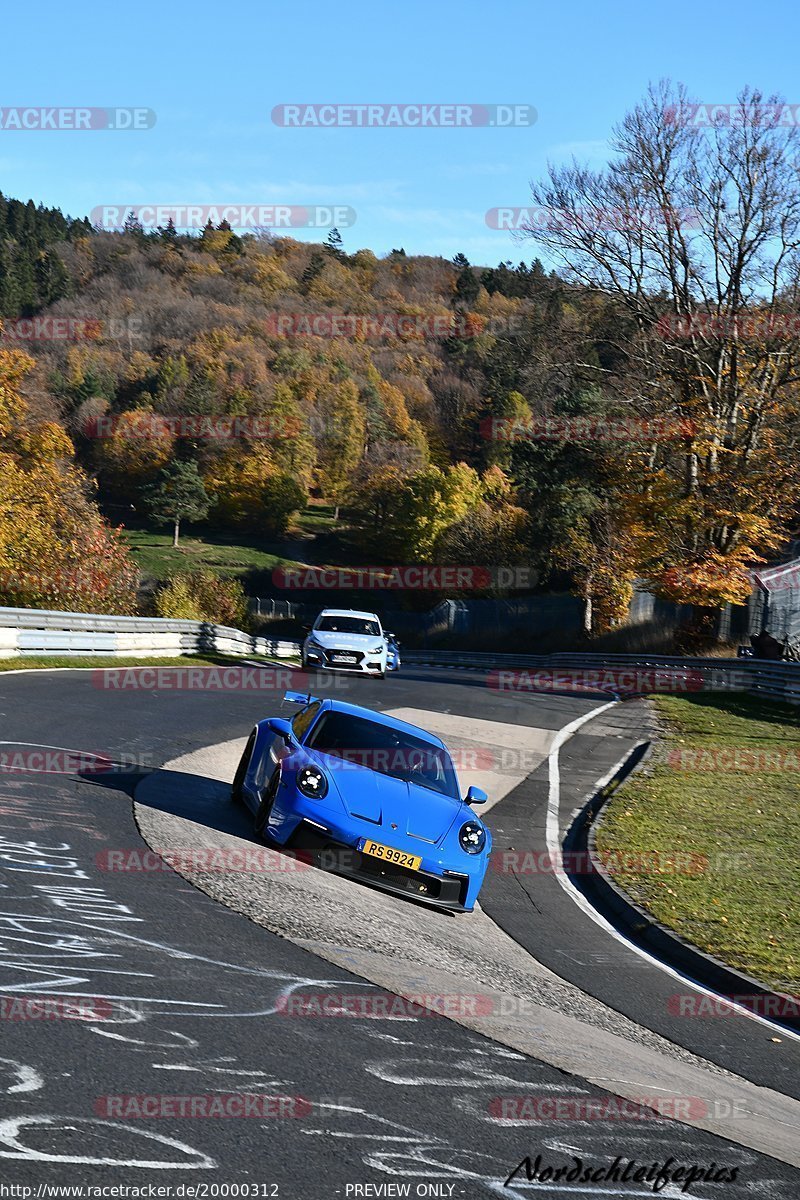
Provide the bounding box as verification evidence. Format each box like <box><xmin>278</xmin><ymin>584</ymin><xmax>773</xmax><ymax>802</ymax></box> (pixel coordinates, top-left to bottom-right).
<box><xmin>1</xmin><ymin>84</ymin><xmax>799</xmax><ymax>634</ymax></box>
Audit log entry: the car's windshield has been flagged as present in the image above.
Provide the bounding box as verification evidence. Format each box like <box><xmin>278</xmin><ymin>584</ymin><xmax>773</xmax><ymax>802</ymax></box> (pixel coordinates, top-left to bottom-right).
<box><xmin>305</xmin><ymin>712</ymin><xmax>458</xmax><ymax>799</ymax></box>
<box><xmin>315</xmin><ymin>616</ymin><xmax>381</xmax><ymax>637</ymax></box>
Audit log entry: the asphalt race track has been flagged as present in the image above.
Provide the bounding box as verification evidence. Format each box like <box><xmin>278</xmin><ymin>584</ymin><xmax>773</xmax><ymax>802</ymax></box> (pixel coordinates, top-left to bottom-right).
<box><xmin>0</xmin><ymin>662</ymin><xmax>798</xmax><ymax>1198</ymax></box>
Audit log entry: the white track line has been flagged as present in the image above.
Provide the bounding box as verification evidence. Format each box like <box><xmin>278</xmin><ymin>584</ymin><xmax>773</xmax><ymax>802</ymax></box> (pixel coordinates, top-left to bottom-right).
<box><xmin>0</xmin><ymin>667</ymin><xmax>101</xmax><ymax>677</ymax></box>
<box><xmin>547</xmin><ymin>701</ymin><xmax>800</xmax><ymax>1045</ymax></box>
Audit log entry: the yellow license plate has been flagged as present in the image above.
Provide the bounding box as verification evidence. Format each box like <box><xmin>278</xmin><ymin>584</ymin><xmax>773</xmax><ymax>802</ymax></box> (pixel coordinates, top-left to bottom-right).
<box><xmin>361</xmin><ymin>840</ymin><xmax>421</xmax><ymax>871</ymax></box>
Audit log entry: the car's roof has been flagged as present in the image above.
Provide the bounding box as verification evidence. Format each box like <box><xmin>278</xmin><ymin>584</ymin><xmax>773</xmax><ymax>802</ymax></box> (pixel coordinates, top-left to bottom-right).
<box><xmin>320</xmin><ymin>698</ymin><xmax>446</xmax><ymax>749</ymax></box>
<box><xmin>316</xmin><ymin>608</ymin><xmax>381</xmax><ymax>621</ymax></box>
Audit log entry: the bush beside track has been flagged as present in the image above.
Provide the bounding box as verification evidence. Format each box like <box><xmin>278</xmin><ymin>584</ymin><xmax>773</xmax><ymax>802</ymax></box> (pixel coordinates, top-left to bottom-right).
<box><xmin>595</xmin><ymin>693</ymin><xmax>800</xmax><ymax>994</ymax></box>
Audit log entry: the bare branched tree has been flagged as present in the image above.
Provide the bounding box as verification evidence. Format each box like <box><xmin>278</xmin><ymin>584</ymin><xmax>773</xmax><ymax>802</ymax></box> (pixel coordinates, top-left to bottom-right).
<box><xmin>519</xmin><ymin>81</ymin><xmax>800</xmax><ymax>581</ymax></box>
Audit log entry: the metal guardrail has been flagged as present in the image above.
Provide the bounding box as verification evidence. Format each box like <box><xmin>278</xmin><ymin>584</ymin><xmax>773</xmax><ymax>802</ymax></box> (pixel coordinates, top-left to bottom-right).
<box><xmin>403</xmin><ymin>649</ymin><xmax>800</xmax><ymax>706</ymax></box>
<box><xmin>0</xmin><ymin>606</ymin><xmax>298</xmax><ymax>661</ymax></box>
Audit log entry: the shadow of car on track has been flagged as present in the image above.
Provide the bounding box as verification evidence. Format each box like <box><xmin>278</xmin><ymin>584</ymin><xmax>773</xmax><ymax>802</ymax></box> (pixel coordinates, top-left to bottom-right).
<box><xmin>83</xmin><ymin>764</ymin><xmax>251</xmax><ymax>838</ymax></box>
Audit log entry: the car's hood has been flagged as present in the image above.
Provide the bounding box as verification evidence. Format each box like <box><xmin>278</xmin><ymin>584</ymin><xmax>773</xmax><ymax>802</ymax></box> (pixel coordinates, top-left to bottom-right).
<box><xmin>307</xmin><ymin>631</ymin><xmax>382</xmax><ymax>650</ymax></box>
<box><xmin>311</xmin><ymin>752</ymin><xmax>462</xmax><ymax>844</ymax></box>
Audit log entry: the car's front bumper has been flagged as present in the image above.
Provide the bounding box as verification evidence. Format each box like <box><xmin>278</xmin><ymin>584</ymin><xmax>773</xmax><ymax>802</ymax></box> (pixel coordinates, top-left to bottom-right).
<box><xmin>304</xmin><ymin>645</ymin><xmax>385</xmax><ymax>674</ymax></box>
<box><xmin>285</xmin><ymin>821</ymin><xmax>475</xmax><ymax>911</ymax></box>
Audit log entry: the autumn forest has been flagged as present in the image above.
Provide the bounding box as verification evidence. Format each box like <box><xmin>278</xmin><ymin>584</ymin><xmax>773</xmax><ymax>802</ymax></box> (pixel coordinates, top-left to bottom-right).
<box><xmin>1</xmin><ymin>86</ymin><xmax>799</xmax><ymax>635</ymax></box>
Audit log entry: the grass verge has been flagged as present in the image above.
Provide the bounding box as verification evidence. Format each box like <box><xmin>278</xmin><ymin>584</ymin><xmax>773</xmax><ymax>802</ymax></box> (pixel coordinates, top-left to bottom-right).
<box><xmin>121</xmin><ymin>528</ymin><xmax>303</xmax><ymax>582</ymax></box>
<box><xmin>595</xmin><ymin>692</ymin><xmax>800</xmax><ymax>993</ymax></box>
<box><xmin>0</xmin><ymin>653</ymin><xmax>252</xmax><ymax>672</ymax></box>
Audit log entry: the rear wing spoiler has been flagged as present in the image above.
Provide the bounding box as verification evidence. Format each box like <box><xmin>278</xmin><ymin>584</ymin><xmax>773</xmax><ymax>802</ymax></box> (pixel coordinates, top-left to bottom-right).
<box><xmin>283</xmin><ymin>690</ymin><xmax>320</xmax><ymax>707</ymax></box>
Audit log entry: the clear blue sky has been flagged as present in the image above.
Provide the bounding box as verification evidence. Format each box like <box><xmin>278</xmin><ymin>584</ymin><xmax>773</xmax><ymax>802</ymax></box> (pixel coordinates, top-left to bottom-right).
<box><xmin>2</xmin><ymin>0</ymin><xmax>798</xmax><ymax>265</ymax></box>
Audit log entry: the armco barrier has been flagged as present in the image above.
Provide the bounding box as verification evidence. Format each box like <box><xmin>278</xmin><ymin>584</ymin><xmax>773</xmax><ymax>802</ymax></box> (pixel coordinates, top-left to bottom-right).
<box><xmin>0</xmin><ymin>606</ymin><xmax>298</xmax><ymax>660</ymax></box>
<box><xmin>403</xmin><ymin>649</ymin><xmax>800</xmax><ymax>706</ymax></box>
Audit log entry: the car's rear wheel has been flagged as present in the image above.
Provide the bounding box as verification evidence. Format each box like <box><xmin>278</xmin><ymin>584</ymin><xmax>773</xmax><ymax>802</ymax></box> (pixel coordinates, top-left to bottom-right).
<box><xmin>254</xmin><ymin>767</ymin><xmax>280</xmax><ymax>837</ymax></box>
<box><xmin>231</xmin><ymin>729</ymin><xmax>256</xmax><ymax>805</ymax></box>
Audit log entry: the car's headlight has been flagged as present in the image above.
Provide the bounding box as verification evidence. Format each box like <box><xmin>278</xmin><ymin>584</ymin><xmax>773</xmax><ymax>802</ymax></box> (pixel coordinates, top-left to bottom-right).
<box><xmin>459</xmin><ymin>821</ymin><xmax>486</xmax><ymax>855</ymax></box>
<box><xmin>297</xmin><ymin>765</ymin><xmax>328</xmax><ymax>799</ymax></box>
<box><xmin>370</xmin><ymin>644</ymin><xmax>385</xmax><ymax>653</ymax></box>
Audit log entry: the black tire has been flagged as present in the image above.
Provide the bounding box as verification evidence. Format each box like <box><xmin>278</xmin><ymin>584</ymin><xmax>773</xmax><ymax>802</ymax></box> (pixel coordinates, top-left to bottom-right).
<box><xmin>231</xmin><ymin>729</ymin><xmax>256</xmax><ymax>805</ymax></box>
<box><xmin>254</xmin><ymin>768</ymin><xmax>280</xmax><ymax>838</ymax></box>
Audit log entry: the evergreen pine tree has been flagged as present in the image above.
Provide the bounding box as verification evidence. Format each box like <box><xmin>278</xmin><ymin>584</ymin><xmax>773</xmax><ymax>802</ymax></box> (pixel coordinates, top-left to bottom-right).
<box><xmin>324</xmin><ymin>227</ymin><xmax>344</xmax><ymax>258</ymax></box>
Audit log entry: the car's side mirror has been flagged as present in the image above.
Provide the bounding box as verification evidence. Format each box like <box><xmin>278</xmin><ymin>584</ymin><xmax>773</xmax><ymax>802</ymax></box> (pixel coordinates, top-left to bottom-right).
<box><xmin>267</xmin><ymin>718</ymin><xmax>294</xmax><ymax>743</ymax></box>
<box><xmin>465</xmin><ymin>786</ymin><xmax>488</xmax><ymax>806</ymax></box>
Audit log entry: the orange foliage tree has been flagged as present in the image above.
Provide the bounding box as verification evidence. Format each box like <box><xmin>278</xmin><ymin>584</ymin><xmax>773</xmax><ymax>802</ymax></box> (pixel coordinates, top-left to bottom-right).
<box><xmin>0</xmin><ymin>345</ymin><xmax>139</xmax><ymax>614</ymax></box>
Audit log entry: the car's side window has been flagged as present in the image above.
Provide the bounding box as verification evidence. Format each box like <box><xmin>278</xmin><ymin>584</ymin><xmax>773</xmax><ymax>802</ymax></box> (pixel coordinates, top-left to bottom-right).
<box><xmin>291</xmin><ymin>700</ymin><xmax>322</xmax><ymax>743</ymax></box>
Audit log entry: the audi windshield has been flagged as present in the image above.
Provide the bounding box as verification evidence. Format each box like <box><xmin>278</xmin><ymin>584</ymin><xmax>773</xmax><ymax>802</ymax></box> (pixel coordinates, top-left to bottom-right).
<box><xmin>315</xmin><ymin>616</ymin><xmax>381</xmax><ymax>637</ymax></box>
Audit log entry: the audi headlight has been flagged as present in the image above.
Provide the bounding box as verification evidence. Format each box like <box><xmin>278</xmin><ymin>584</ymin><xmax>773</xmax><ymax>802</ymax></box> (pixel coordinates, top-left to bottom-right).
<box><xmin>297</xmin><ymin>765</ymin><xmax>328</xmax><ymax>799</ymax></box>
<box><xmin>459</xmin><ymin>821</ymin><xmax>486</xmax><ymax>855</ymax></box>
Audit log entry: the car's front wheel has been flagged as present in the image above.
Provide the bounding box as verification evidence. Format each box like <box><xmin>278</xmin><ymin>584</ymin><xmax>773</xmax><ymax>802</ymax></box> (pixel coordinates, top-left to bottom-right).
<box><xmin>254</xmin><ymin>768</ymin><xmax>280</xmax><ymax>837</ymax></box>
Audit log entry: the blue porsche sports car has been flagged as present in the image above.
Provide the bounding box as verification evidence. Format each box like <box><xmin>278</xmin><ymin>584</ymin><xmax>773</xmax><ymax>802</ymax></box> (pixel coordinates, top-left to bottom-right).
<box><xmin>231</xmin><ymin>691</ymin><xmax>491</xmax><ymax>912</ymax></box>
